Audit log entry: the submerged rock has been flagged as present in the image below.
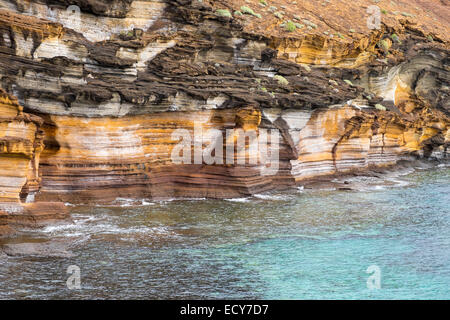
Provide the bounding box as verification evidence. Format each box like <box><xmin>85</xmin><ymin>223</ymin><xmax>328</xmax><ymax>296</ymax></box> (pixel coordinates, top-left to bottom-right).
<box><xmin>1</xmin><ymin>241</ymin><xmax>74</xmax><ymax>258</ymax></box>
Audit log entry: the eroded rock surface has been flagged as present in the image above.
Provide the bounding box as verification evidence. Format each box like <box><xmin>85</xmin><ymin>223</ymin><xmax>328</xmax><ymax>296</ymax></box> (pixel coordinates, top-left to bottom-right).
<box><xmin>0</xmin><ymin>0</ymin><xmax>448</xmax><ymax>231</ymax></box>
<box><xmin>0</xmin><ymin>88</ymin><xmax>69</xmax><ymax>234</ymax></box>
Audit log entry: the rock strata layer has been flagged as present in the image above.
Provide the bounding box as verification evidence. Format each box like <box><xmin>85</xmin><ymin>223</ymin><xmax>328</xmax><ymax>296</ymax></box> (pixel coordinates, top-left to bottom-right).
<box><xmin>0</xmin><ymin>0</ymin><xmax>448</xmax><ymax>233</ymax></box>
<box><xmin>0</xmin><ymin>88</ymin><xmax>69</xmax><ymax>234</ymax></box>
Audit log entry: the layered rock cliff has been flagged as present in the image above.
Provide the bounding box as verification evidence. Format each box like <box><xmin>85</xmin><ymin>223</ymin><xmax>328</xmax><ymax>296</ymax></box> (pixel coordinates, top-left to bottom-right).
<box><xmin>0</xmin><ymin>88</ymin><xmax>68</xmax><ymax>234</ymax></box>
<box><xmin>0</xmin><ymin>0</ymin><xmax>448</xmax><ymax>233</ymax></box>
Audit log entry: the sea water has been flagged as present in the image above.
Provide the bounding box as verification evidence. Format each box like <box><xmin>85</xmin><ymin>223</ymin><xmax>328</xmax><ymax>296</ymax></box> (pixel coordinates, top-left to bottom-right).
<box><xmin>0</xmin><ymin>166</ymin><xmax>448</xmax><ymax>299</ymax></box>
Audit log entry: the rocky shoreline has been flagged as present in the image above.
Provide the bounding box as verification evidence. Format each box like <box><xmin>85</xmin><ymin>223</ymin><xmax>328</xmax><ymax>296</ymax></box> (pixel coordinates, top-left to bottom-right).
<box><xmin>0</xmin><ymin>0</ymin><xmax>448</xmax><ymax>235</ymax></box>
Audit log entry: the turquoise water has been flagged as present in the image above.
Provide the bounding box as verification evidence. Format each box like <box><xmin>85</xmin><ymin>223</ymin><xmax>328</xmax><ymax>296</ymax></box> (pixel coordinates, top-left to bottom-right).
<box><xmin>0</xmin><ymin>166</ymin><xmax>449</xmax><ymax>299</ymax></box>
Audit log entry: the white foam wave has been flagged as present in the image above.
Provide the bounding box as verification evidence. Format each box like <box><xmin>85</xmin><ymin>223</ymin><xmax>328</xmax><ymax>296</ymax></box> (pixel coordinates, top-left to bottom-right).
<box><xmin>141</xmin><ymin>200</ymin><xmax>155</xmax><ymax>206</ymax></box>
<box><xmin>224</xmin><ymin>198</ymin><xmax>251</xmax><ymax>203</ymax></box>
<box><xmin>389</xmin><ymin>179</ymin><xmax>410</xmax><ymax>187</ymax></box>
<box><xmin>253</xmin><ymin>194</ymin><xmax>291</xmax><ymax>201</ymax></box>
<box><xmin>38</xmin><ymin>212</ymin><xmax>175</xmax><ymax>240</ymax></box>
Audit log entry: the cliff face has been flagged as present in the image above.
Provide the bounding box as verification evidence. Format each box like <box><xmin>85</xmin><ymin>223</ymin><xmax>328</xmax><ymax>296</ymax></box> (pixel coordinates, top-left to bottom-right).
<box><xmin>0</xmin><ymin>88</ymin><xmax>43</xmax><ymax>203</ymax></box>
<box><xmin>0</xmin><ymin>0</ymin><xmax>448</xmax><ymax>230</ymax></box>
<box><xmin>0</xmin><ymin>88</ymin><xmax>68</xmax><ymax>234</ymax></box>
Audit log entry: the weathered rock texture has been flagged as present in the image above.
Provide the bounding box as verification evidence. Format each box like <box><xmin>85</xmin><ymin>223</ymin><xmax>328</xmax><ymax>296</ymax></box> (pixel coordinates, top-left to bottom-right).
<box><xmin>0</xmin><ymin>0</ymin><xmax>448</xmax><ymax>232</ymax></box>
<box><xmin>0</xmin><ymin>88</ymin><xmax>68</xmax><ymax>234</ymax></box>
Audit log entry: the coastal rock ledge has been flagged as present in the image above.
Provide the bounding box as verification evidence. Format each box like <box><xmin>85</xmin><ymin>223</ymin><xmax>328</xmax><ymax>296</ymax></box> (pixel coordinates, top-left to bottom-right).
<box><xmin>0</xmin><ymin>0</ymin><xmax>449</xmax><ymax>234</ymax></box>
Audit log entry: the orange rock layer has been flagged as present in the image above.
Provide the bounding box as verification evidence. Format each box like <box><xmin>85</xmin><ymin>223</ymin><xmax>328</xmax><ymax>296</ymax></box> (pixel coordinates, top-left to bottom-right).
<box><xmin>31</xmin><ymin>103</ymin><xmax>448</xmax><ymax>203</ymax></box>
<box><xmin>0</xmin><ymin>89</ymin><xmax>68</xmax><ymax>234</ymax></box>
